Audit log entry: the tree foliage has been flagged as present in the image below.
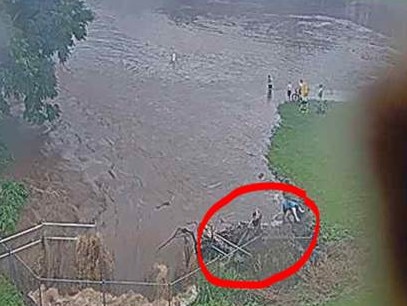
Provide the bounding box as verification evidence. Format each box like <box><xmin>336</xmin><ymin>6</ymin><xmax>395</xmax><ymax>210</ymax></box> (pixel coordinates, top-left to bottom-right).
<box><xmin>0</xmin><ymin>0</ymin><xmax>94</xmax><ymax>124</ymax></box>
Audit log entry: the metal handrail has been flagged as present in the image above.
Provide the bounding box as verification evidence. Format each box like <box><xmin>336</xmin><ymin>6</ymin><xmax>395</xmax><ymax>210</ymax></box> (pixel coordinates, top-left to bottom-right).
<box><xmin>170</xmin><ymin>235</ymin><xmax>261</xmax><ymax>286</ymax></box>
<box><xmin>0</xmin><ymin>219</ymin><xmax>299</xmax><ymax>303</ymax></box>
<box><xmin>42</xmin><ymin>222</ymin><xmax>96</xmax><ymax>228</ymax></box>
<box><xmin>0</xmin><ymin>240</ymin><xmax>40</xmax><ymax>279</ymax></box>
<box><xmin>214</xmin><ymin>233</ymin><xmax>252</xmax><ymax>257</ymax></box>
<box><xmin>44</xmin><ymin>236</ymin><xmax>78</xmax><ymax>241</ymax></box>
<box><xmin>0</xmin><ymin>224</ymin><xmax>43</xmax><ymax>244</ymax></box>
<box><xmin>0</xmin><ymin>239</ymin><xmax>42</xmax><ymax>260</ymax></box>
<box><xmin>0</xmin><ymin>222</ymin><xmax>96</xmax><ymax>245</ymax></box>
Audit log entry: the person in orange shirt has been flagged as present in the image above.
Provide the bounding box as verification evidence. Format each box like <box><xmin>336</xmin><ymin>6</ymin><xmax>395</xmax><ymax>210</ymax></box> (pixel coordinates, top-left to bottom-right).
<box><xmin>300</xmin><ymin>79</ymin><xmax>309</xmax><ymax>101</ymax></box>
<box><xmin>298</xmin><ymin>79</ymin><xmax>310</xmax><ymax>113</ymax></box>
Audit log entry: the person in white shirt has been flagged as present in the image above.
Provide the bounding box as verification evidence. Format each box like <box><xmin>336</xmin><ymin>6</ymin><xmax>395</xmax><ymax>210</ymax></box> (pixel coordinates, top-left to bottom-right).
<box><xmin>287</xmin><ymin>82</ymin><xmax>293</xmax><ymax>101</ymax></box>
<box><xmin>171</xmin><ymin>52</ymin><xmax>177</xmax><ymax>65</ymax></box>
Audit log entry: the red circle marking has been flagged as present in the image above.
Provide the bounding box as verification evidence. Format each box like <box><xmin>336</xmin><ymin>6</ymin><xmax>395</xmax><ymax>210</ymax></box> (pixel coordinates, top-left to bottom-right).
<box><xmin>196</xmin><ymin>182</ymin><xmax>320</xmax><ymax>289</ymax></box>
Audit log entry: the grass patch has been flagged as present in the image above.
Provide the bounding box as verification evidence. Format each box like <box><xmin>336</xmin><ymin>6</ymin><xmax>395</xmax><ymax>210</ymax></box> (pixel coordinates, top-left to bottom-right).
<box><xmin>193</xmin><ymin>267</ymin><xmax>264</xmax><ymax>306</ymax></box>
<box><xmin>0</xmin><ymin>275</ymin><xmax>25</xmax><ymax>306</ymax></box>
<box><xmin>0</xmin><ymin>132</ymin><xmax>28</xmax><ymax>235</ymax></box>
<box><xmin>0</xmin><ymin>181</ymin><xmax>29</xmax><ymax>235</ymax></box>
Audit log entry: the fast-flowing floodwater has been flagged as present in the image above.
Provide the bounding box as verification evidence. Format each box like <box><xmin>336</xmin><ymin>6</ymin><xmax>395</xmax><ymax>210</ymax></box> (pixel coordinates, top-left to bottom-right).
<box><xmin>11</xmin><ymin>0</ymin><xmax>402</xmax><ymax>280</ymax></box>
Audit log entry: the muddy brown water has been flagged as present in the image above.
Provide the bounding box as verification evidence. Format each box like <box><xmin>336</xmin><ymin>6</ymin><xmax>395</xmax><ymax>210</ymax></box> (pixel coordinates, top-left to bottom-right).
<box><xmin>4</xmin><ymin>0</ymin><xmax>403</xmax><ymax>281</ymax></box>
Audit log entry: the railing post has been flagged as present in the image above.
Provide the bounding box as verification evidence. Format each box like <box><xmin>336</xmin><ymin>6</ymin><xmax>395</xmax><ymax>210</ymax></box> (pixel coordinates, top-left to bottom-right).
<box><xmin>102</xmin><ymin>279</ymin><xmax>107</xmax><ymax>306</ymax></box>
<box><xmin>38</xmin><ymin>281</ymin><xmax>43</xmax><ymax>306</ymax></box>
<box><xmin>42</xmin><ymin>221</ymin><xmax>50</xmax><ymax>279</ymax></box>
<box><xmin>8</xmin><ymin>248</ymin><xmax>14</xmax><ymax>284</ymax></box>
<box><xmin>167</xmin><ymin>283</ymin><xmax>172</xmax><ymax>306</ymax></box>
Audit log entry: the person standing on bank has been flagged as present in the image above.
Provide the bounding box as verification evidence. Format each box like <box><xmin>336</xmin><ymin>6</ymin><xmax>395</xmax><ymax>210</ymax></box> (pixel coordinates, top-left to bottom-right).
<box><xmin>318</xmin><ymin>84</ymin><xmax>324</xmax><ymax>101</ymax></box>
<box><xmin>287</xmin><ymin>82</ymin><xmax>293</xmax><ymax>101</ymax></box>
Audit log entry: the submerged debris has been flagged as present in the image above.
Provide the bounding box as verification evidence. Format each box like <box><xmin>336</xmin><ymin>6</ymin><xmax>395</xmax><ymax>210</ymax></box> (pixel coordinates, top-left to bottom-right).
<box><xmin>155</xmin><ymin>194</ymin><xmax>175</xmax><ymax>210</ymax></box>
<box><xmin>206</xmin><ymin>182</ymin><xmax>222</xmax><ymax>189</ymax></box>
<box><xmin>158</xmin><ymin>198</ymin><xmax>323</xmax><ymax>283</ymax></box>
<box><xmin>155</xmin><ymin>201</ymin><xmax>171</xmax><ymax>210</ymax></box>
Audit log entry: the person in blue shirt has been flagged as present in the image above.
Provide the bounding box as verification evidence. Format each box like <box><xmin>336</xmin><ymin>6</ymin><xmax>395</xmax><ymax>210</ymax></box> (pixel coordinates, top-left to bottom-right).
<box><xmin>282</xmin><ymin>197</ymin><xmax>305</xmax><ymax>223</ymax></box>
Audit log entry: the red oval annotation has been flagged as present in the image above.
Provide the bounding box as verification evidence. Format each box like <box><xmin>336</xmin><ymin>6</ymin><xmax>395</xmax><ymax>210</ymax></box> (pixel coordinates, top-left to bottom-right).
<box><xmin>196</xmin><ymin>182</ymin><xmax>320</xmax><ymax>290</ymax></box>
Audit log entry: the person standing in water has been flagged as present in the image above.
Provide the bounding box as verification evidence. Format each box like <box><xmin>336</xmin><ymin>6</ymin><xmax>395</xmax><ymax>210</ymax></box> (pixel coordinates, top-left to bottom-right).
<box><xmin>170</xmin><ymin>52</ymin><xmax>177</xmax><ymax>65</ymax></box>
<box><xmin>287</xmin><ymin>82</ymin><xmax>293</xmax><ymax>101</ymax></box>
<box><xmin>267</xmin><ymin>75</ymin><xmax>273</xmax><ymax>101</ymax></box>
<box><xmin>267</xmin><ymin>75</ymin><xmax>273</xmax><ymax>92</ymax></box>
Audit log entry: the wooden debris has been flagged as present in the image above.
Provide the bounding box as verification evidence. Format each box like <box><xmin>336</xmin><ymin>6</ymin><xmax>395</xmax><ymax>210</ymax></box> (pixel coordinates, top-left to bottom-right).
<box><xmin>155</xmin><ymin>201</ymin><xmax>171</xmax><ymax>210</ymax></box>
<box><xmin>157</xmin><ymin>203</ymin><xmax>321</xmax><ymax>274</ymax></box>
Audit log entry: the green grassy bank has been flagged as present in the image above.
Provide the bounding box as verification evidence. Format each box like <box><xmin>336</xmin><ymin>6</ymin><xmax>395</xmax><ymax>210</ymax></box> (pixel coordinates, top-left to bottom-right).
<box><xmin>192</xmin><ymin>101</ymin><xmax>373</xmax><ymax>305</ymax></box>
<box><xmin>267</xmin><ymin>101</ymin><xmax>383</xmax><ymax>305</ymax></box>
